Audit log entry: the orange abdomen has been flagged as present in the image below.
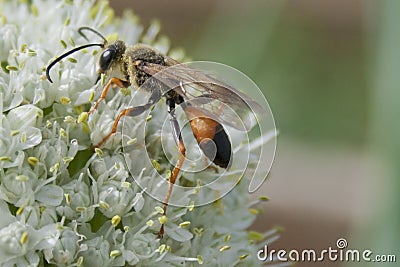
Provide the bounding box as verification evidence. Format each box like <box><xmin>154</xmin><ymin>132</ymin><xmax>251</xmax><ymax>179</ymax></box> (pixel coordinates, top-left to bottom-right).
<box><xmin>184</xmin><ymin>106</ymin><xmax>231</xmax><ymax>169</ymax></box>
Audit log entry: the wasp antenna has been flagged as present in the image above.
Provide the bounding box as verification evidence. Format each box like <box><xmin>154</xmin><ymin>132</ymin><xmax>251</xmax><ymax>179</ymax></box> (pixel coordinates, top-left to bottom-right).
<box><xmin>46</xmin><ymin>43</ymin><xmax>104</xmax><ymax>83</ymax></box>
<box><xmin>78</xmin><ymin>26</ymin><xmax>108</xmax><ymax>44</ymax></box>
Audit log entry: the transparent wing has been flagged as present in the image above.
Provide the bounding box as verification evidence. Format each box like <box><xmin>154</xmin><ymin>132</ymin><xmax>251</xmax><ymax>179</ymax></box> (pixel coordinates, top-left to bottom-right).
<box><xmin>137</xmin><ymin>60</ymin><xmax>266</xmax><ymax>131</ymax></box>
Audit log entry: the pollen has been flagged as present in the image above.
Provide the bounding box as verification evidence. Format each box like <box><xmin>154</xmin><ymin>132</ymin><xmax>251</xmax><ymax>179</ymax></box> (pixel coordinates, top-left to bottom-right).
<box><xmin>15</xmin><ymin>175</ymin><xmax>29</xmax><ymax>182</ymax></box>
<box><xmin>95</xmin><ymin>148</ymin><xmax>103</xmax><ymax>157</ymax></box>
<box><xmin>111</xmin><ymin>215</ymin><xmax>121</xmax><ymax>227</ymax></box>
<box><xmin>155</xmin><ymin>206</ymin><xmax>164</xmax><ymax>214</ymax></box>
<box><xmin>110</xmin><ymin>250</ymin><xmax>121</xmax><ymax>258</ymax></box>
<box><xmin>16</xmin><ymin>206</ymin><xmax>24</xmax><ymax>215</ymax></box>
<box><xmin>20</xmin><ymin>231</ymin><xmax>29</xmax><ymax>244</ymax></box>
<box><xmin>179</xmin><ymin>221</ymin><xmax>191</xmax><ymax>228</ymax></box>
<box><xmin>28</xmin><ymin>157</ymin><xmax>39</xmax><ymax>166</ymax></box>
<box><xmin>158</xmin><ymin>215</ymin><xmax>168</xmax><ymax>224</ymax></box>
<box><xmin>219</xmin><ymin>245</ymin><xmax>231</xmax><ymax>252</ymax></box>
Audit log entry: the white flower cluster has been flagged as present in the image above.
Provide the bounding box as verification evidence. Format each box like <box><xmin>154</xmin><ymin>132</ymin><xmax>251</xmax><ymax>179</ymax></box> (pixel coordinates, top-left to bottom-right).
<box><xmin>0</xmin><ymin>0</ymin><xmax>279</xmax><ymax>266</ymax></box>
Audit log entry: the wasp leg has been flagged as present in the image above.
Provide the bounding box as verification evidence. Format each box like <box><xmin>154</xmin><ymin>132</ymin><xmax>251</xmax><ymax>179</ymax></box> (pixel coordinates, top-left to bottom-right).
<box><xmin>158</xmin><ymin>99</ymin><xmax>186</xmax><ymax>238</ymax></box>
<box><xmin>88</xmin><ymin>77</ymin><xmax>130</xmax><ymax>115</ymax></box>
<box><xmin>94</xmin><ymin>91</ymin><xmax>161</xmax><ymax>148</ymax></box>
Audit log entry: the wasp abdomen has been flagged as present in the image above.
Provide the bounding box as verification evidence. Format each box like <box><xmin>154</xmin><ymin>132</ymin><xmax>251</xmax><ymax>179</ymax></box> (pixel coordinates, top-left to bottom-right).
<box><xmin>198</xmin><ymin>124</ymin><xmax>231</xmax><ymax>169</ymax></box>
<box><xmin>185</xmin><ymin>106</ymin><xmax>232</xmax><ymax>169</ymax></box>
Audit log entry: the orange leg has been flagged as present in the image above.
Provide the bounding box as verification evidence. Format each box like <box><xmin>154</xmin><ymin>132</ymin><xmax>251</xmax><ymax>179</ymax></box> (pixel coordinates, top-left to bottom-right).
<box><xmin>92</xmin><ymin>89</ymin><xmax>161</xmax><ymax>148</ymax></box>
<box><xmin>94</xmin><ymin>108</ymin><xmax>129</xmax><ymax>148</ymax></box>
<box><xmin>94</xmin><ymin>102</ymin><xmax>153</xmax><ymax>148</ymax></box>
<box><xmin>158</xmin><ymin>98</ymin><xmax>187</xmax><ymax>238</ymax></box>
<box><xmin>158</xmin><ymin>140</ymin><xmax>186</xmax><ymax>238</ymax></box>
<box><xmin>88</xmin><ymin>77</ymin><xmax>130</xmax><ymax>115</ymax></box>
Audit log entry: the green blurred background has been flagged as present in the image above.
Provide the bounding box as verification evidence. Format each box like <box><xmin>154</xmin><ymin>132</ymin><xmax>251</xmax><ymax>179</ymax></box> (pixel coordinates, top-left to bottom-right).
<box><xmin>111</xmin><ymin>1</ymin><xmax>399</xmax><ymax>266</ymax></box>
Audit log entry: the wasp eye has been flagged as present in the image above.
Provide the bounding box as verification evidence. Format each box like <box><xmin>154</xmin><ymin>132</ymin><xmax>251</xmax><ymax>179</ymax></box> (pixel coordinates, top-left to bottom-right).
<box><xmin>99</xmin><ymin>48</ymin><xmax>115</xmax><ymax>71</ymax></box>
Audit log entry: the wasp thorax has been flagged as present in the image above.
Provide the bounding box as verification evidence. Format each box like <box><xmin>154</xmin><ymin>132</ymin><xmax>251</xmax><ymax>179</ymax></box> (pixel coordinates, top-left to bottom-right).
<box><xmin>125</xmin><ymin>44</ymin><xmax>167</xmax><ymax>87</ymax></box>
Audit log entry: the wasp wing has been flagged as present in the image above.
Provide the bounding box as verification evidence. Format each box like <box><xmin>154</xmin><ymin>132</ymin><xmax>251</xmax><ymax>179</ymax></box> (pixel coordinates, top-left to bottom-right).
<box><xmin>137</xmin><ymin>61</ymin><xmax>265</xmax><ymax>131</ymax></box>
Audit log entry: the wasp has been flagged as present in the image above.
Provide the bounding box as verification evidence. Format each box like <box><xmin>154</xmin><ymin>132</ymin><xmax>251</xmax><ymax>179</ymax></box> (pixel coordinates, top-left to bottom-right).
<box><xmin>46</xmin><ymin>27</ymin><xmax>263</xmax><ymax>237</ymax></box>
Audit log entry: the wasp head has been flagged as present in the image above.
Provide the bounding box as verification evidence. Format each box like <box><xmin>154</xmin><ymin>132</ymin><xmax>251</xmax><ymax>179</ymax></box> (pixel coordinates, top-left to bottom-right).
<box><xmin>46</xmin><ymin>27</ymin><xmax>127</xmax><ymax>84</ymax></box>
<box><xmin>96</xmin><ymin>40</ymin><xmax>126</xmax><ymax>83</ymax></box>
